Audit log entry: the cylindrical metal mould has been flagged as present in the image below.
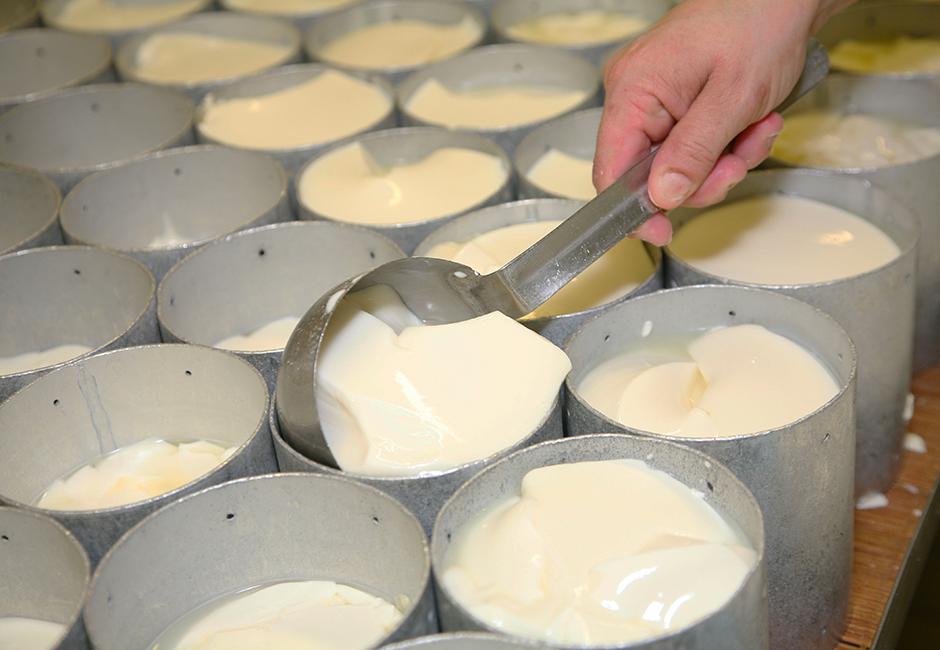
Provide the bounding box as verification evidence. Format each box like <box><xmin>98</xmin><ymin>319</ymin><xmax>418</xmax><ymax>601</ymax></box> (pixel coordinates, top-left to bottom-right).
<box><xmin>0</xmin><ymin>28</ymin><xmax>112</xmax><ymax>112</ymax></box>
<box><xmin>305</xmin><ymin>0</ymin><xmax>487</xmax><ymax>85</ymax></box>
<box><xmin>0</xmin><ymin>506</ymin><xmax>90</xmax><ymax>650</ymax></box>
<box><xmin>564</xmin><ymin>286</ymin><xmax>857</xmax><ymax>650</ymax></box>
<box><xmin>0</xmin><ymin>344</ymin><xmax>275</xmax><ymax>565</ymax></box>
<box><xmin>158</xmin><ymin>221</ymin><xmax>406</xmax><ymax>389</ymax></box>
<box><xmin>432</xmin><ymin>434</ymin><xmax>768</xmax><ymax>649</ymax></box>
<box><xmin>817</xmin><ymin>2</ymin><xmax>940</xmax><ymax>82</ymax></box>
<box><xmin>0</xmin><ymin>163</ymin><xmax>62</xmax><ymax>256</ymax></box>
<box><xmin>0</xmin><ymin>83</ymin><xmax>194</xmax><ymax>193</ymax></box>
<box><xmin>0</xmin><ymin>246</ymin><xmax>158</xmax><ymax>403</ymax></box>
<box><xmin>666</xmin><ymin>169</ymin><xmax>917</xmax><ymax>494</ymax></box>
<box><xmin>413</xmin><ymin>198</ymin><xmax>662</xmax><ymax>346</ymax></box>
<box><xmin>491</xmin><ymin>0</ymin><xmax>671</xmax><ymax>64</ymax></box>
<box><xmin>115</xmin><ymin>13</ymin><xmax>302</xmax><ymax>101</ymax></box>
<box><xmin>196</xmin><ymin>63</ymin><xmax>397</xmax><ymax>173</ymax></box>
<box><xmin>221</xmin><ymin>0</ymin><xmax>366</xmax><ymax>29</ymax></box>
<box><xmin>0</xmin><ymin>0</ymin><xmax>37</xmax><ymax>32</ymax></box>
<box><xmin>383</xmin><ymin>633</ymin><xmax>539</xmax><ymax>649</ymax></box>
<box><xmin>514</xmin><ymin>107</ymin><xmax>600</xmax><ymax>200</ymax></box>
<box><xmin>296</xmin><ymin>126</ymin><xmax>514</xmax><ymax>253</ymax></box>
<box><xmin>59</xmin><ymin>145</ymin><xmax>292</xmax><ymax>280</ymax></box>
<box><xmin>271</xmin><ymin>388</ymin><xmax>563</xmax><ymax>534</ymax></box>
<box><xmin>768</xmin><ymin>75</ymin><xmax>940</xmax><ymax>371</ymax></box>
<box><xmin>396</xmin><ymin>44</ymin><xmax>601</xmax><ymax>153</ymax></box>
<box><xmin>85</xmin><ymin>473</ymin><xmax>436</xmax><ymax>649</ymax></box>
<box><xmin>39</xmin><ymin>0</ymin><xmax>211</xmax><ymax>45</ymax></box>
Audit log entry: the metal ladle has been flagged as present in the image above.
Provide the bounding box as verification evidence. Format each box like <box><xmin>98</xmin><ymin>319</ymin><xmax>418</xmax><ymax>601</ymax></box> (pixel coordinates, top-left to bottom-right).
<box><xmin>277</xmin><ymin>40</ymin><xmax>830</xmax><ymax>466</ymax></box>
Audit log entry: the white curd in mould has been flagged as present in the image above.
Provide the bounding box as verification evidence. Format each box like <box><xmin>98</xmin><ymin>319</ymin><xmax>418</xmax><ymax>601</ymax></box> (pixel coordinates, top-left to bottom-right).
<box><xmin>426</xmin><ymin>220</ymin><xmax>654</xmax><ymax>319</ymax></box>
<box><xmin>669</xmin><ymin>194</ymin><xmax>900</xmax><ymax>284</ymax></box>
<box><xmin>830</xmin><ymin>37</ymin><xmax>940</xmax><ymax>74</ymax></box>
<box><xmin>772</xmin><ymin>111</ymin><xmax>940</xmax><ymax>168</ymax></box>
<box><xmin>316</xmin><ymin>287</ymin><xmax>571</xmax><ymax>477</ymax></box>
<box><xmin>442</xmin><ymin>460</ymin><xmax>756</xmax><ymax>645</ymax></box>
<box><xmin>578</xmin><ymin>324</ymin><xmax>839</xmax><ymax>438</ymax></box>
<box><xmin>319</xmin><ymin>18</ymin><xmax>482</xmax><ymax>71</ymax></box>
<box><xmin>37</xmin><ymin>439</ymin><xmax>236</xmax><ymax>511</ymax></box>
<box><xmin>506</xmin><ymin>10</ymin><xmax>649</xmax><ymax>46</ymax></box>
<box><xmin>132</xmin><ymin>33</ymin><xmax>292</xmax><ymax>85</ymax></box>
<box><xmin>199</xmin><ymin>71</ymin><xmax>391</xmax><ymax>150</ymax></box>
<box><xmin>406</xmin><ymin>79</ymin><xmax>588</xmax><ymax>130</ymax></box>
<box><xmin>51</xmin><ymin>0</ymin><xmax>204</xmax><ymax>32</ymax></box>
<box><xmin>151</xmin><ymin>580</ymin><xmax>402</xmax><ymax>650</ymax></box>
<box><xmin>0</xmin><ymin>344</ymin><xmax>91</xmax><ymax>375</ymax></box>
<box><xmin>215</xmin><ymin>316</ymin><xmax>301</xmax><ymax>352</ymax></box>
<box><xmin>225</xmin><ymin>0</ymin><xmax>356</xmax><ymax>16</ymax></box>
<box><xmin>526</xmin><ymin>148</ymin><xmax>595</xmax><ymax>200</ymax></box>
<box><xmin>0</xmin><ymin>617</ymin><xmax>66</xmax><ymax>650</ymax></box>
<box><xmin>298</xmin><ymin>142</ymin><xmax>506</xmax><ymax>224</ymax></box>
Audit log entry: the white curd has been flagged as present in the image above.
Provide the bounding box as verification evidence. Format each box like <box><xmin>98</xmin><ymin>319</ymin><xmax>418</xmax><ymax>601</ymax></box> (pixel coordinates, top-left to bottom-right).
<box><xmin>526</xmin><ymin>148</ymin><xmax>595</xmax><ymax>200</ymax></box>
<box><xmin>0</xmin><ymin>344</ymin><xmax>91</xmax><ymax>375</ymax></box>
<box><xmin>215</xmin><ymin>316</ymin><xmax>300</xmax><ymax>352</ymax></box>
<box><xmin>830</xmin><ymin>36</ymin><xmax>940</xmax><ymax>74</ymax></box>
<box><xmin>506</xmin><ymin>10</ymin><xmax>649</xmax><ymax>46</ymax></box>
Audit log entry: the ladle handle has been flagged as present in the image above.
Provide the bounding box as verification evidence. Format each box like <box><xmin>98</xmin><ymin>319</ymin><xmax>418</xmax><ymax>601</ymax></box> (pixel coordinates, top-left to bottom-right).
<box><xmin>486</xmin><ymin>39</ymin><xmax>829</xmax><ymax>318</ymax></box>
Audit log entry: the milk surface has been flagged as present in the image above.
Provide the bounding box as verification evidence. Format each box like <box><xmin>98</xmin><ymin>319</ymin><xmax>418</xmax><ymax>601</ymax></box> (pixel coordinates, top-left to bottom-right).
<box><xmin>830</xmin><ymin>36</ymin><xmax>940</xmax><ymax>74</ymax></box>
<box><xmin>526</xmin><ymin>148</ymin><xmax>595</xmax><ymax>200</ymax></box>
<box><xmin>0</xmin><ymin>344</ymin><xmax>91</xmax><ymax>375</ymax></box>
<box><xmin>506</xmin><ymin>10</ymin><xmax>649</xmax><ymax>45</ymax></box>
<box><xmin>52</xmin><ymin>0</ymin><xmax>204</xmax><ymax>32</ymax></box>
<box><xmin>215</xmin><ymin>316</ymin><xmax>300</xmax><ymax>352</ymax></box>
<box><xmin>0</xmin><ymin>617</ymin><xmax>66</xmax><ymax>650</ymax></box>
<box><xmin>133</xmin><ymin>33</ymin><xmax>292</xmax><ymax>84</ymax></box>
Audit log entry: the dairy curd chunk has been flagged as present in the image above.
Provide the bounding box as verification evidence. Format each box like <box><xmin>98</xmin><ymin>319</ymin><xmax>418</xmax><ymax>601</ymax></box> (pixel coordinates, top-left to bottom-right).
<box><xmin>49</xmin><ymin>0</ymin><xmax>204</xmax><ymax>32</ymax></box>
<box><xmin>526</xmin><ymin>148</ymin><xmax>595</xmax><ymax>200</ymax></box>
<box><xmin>0</xmin><ymin>344</ymin><xmax>91</xmax><ymax>375</ymax></box>
<box><xmin>406</xmin><ymin>79</ymin><xmax>587</xmax><ymax>130</ymax></box>
<box><xmin>316</xmin><ymin>290</ymin><xmax>571</xmax><ymax>476</ymax></box>
<box><xmin>578</xmin><ymin>325</ymin><xmax>839</xmax><ymax>438</ymax></box>
<box><xmin>199</xmin><ymin>71</ymin><xmax>390</xmax><ymax>150</ymax></box>
<box><xmin>132</xmin><ymin>33</ymin><xmax>293</xmax><ymax>85</ymax></box>
<box><xmin>299</xmin><ymin>142</ymin><xmax>506</xmax><ymax>224</ymax></box>
<box><xmin>830</xmin><ymin>37</ymin><xmax>940</xmax><ymax>74</ymax></box>
<box><xmin>226</xmin><ymin>0</ymin><xmax>356</xmax><ymax>15</ymax></box>
<box><xmin>442</xmin><ymin>460</ymin><xmax>757</xmax><ymax>645</ymax></box>
<box><xmin>0</xmin><ymin>617</ymin><xmax>66</xmax><ymax>650</ymax></box>
<box><xmin>772</xmin><ymin>111</ymin><xmax>940</xmax><ymax>168</ymax></box>
<box><xmin>37</xmin><ymin>439</ymin><xmax>236</xmax><ymax>511</ymax></box>
<box><xmin>215</xmin><ymin>316</ymin><xmax>301</xmax><ymax>352</ymax></box>
<box><xmin>151</xmin><ymin>580</ymin><xmax>402</xmax><ymax>650</ymax></box>
<box><xmin>318</xmin><ymin>18</ymin><xmax>481</xmax><ymax>71</ymax></box>
<box><xmin>426</xmin><ymin>220</ymin><xmax>653</xmax><ymax>318</ymax></box>
<box><xmin>505</xmin><ymin>10</ymin><xmax>649</xmax><ymax>46</ymax></box>
<box><xmin>669</xmin><ymin>194</ymin><xmax>900</xmax><ymax>284</ymax></box>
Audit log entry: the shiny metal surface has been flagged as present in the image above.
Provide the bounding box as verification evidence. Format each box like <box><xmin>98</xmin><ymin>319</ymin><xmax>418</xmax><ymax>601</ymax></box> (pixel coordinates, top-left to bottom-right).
<box><xmin>383</xmin><ymin>633</ymin><xmax>540</xmax><ymax>649</ymax></box>
<box><xmin>85</xmin><ymin>473</ymin><xmax>436</xmax><ymax>649</ymax></box>
<box><xmin>564</xmin><ymin>285</ymin><xmax>857</xmax><ymax>650</ymax></box>
<box><xmin>432</xmin><ymin>434</ymin><xmax>768</xmax><ymax>649</ymax></box>
<box><xmin>0</xmin><ymin>344</ymin><xmax>275</xmax><ymax>565</ymax></box>
<box><xmin>0</xmin><ymin>163</ymin><xmax>62</xmax><ymax>256</ymax></box>
<box><xmin>295</xmin><ymin>126</ymin><xmax>514</xmax><ymax>253</ymax></box>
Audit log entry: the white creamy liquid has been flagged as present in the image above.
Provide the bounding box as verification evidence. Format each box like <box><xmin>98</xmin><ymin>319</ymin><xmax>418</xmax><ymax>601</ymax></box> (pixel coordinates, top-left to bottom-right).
<box><xmin>0</xmin><ymin>344</ymin><xmax>91</xmax><ymax>376</ymax></box>
<box><xmin>406</xmin><ymin>79</ymin><xmax>587</xmax><ymax>130</ymax></box>
<box><xmin>0</xmin><ymin>617</ymin><xmax>66</xmax><ymax>650</ymax></box>
<box><xmin>506</xmin><ymin>10</ymin><xmax>649</xmax><ymax>46</ymax></box>
<box><xmin>199</xmin><ymin>71</ymin><xmax>391</xmax><ymax>150</ymax></box>
<box><xmin>772</xmin><ymin>111</ymin><xmax>940</xmax><ymax>168</ymax></box>
<box><xmin>319</xmin><ymin>18</ymin><xmax>481</xmax><ymax>70</ymax></box>
<box><xmin>316</xmin><ymin>289</ymin><xmax>571</xmax><ymax>477</ymax></box>
<box><xmin>225</xmin><ymin>0</ymin><xmax>356</xmax><ymax>16</ymax></box>
<box><xmin>426</xmin><ymin>220</ymin><xmax>654</xmax><ymax>319</ymax></box>
<box><xmin>52</xmin><ymin>0</ymin><xmax>204</xmax><ymax>32</ymax></box>
<box><xmin>442</xmin><ymin>460</ymin><xmax>756</xmax><ymax>645</ymax></box>
<box><xmin>526</xmin><ymin>148</ymin><xmax>595</xmax><ymax>200</ymax></box>
<box><xmin>151</xmin><ymin>580</ymin><xmax>402</xmax><ymax>650</ymax></box>
<box><xmin>830</xmin><ymin>36</ymin><xmax>940</xmax><ymax>74</ymax></box>
<box><xmin>133</xmin><ymin>33</ymin><xmax>292</xmax><ymax>85</ymax></box>
<box><xmin>298</xmin><ymin>142</ymin><xmax>507</xmax><ymax>224</ymax></box>
<box><xmin>38</xmin><ymin>439</ymin><xmax>236</xmax><ymax>511</ymax></box>
<box><xmin>578</xmin><ymin>324</ymin><xmax>839</xmax><ymax>438</ymax></box>
<box><xmin>669</xmin><ymin>194</ymin><xmax>900</xmax><ymax>284</ymax></box>
<box><xmin>215</xmin><ymin>316</ymin><xmax>301</xmax><ymax>352</ymax></box>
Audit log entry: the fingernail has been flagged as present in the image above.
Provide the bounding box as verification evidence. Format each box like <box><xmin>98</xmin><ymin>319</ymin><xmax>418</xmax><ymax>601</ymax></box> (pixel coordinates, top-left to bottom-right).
<box><xmin>659</xmin><ymin>171</ymin><xmax>693</xmax><ymax>205</ymax></box>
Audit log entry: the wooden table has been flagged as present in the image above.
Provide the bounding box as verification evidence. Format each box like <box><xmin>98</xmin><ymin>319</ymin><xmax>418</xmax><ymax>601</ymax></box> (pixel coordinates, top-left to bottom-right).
<box><xmin>837</xmin><ymin>367</ymin><xmax>940</xmax><ymax>649</ymax></box>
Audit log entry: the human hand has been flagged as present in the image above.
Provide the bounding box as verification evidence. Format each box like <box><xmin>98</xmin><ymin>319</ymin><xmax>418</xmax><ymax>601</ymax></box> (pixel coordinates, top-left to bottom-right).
<box><xmin>594</xmin><ymin>0</ymin><xmax>850</xmax><ymax>245</ymax></box>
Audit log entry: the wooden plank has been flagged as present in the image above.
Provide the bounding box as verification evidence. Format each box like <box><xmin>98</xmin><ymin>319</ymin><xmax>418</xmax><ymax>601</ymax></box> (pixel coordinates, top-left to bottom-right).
<box><xmin>836</xmin><ymin>367</ymin><xmax>940</xmax><ymax>649</ymax></box>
